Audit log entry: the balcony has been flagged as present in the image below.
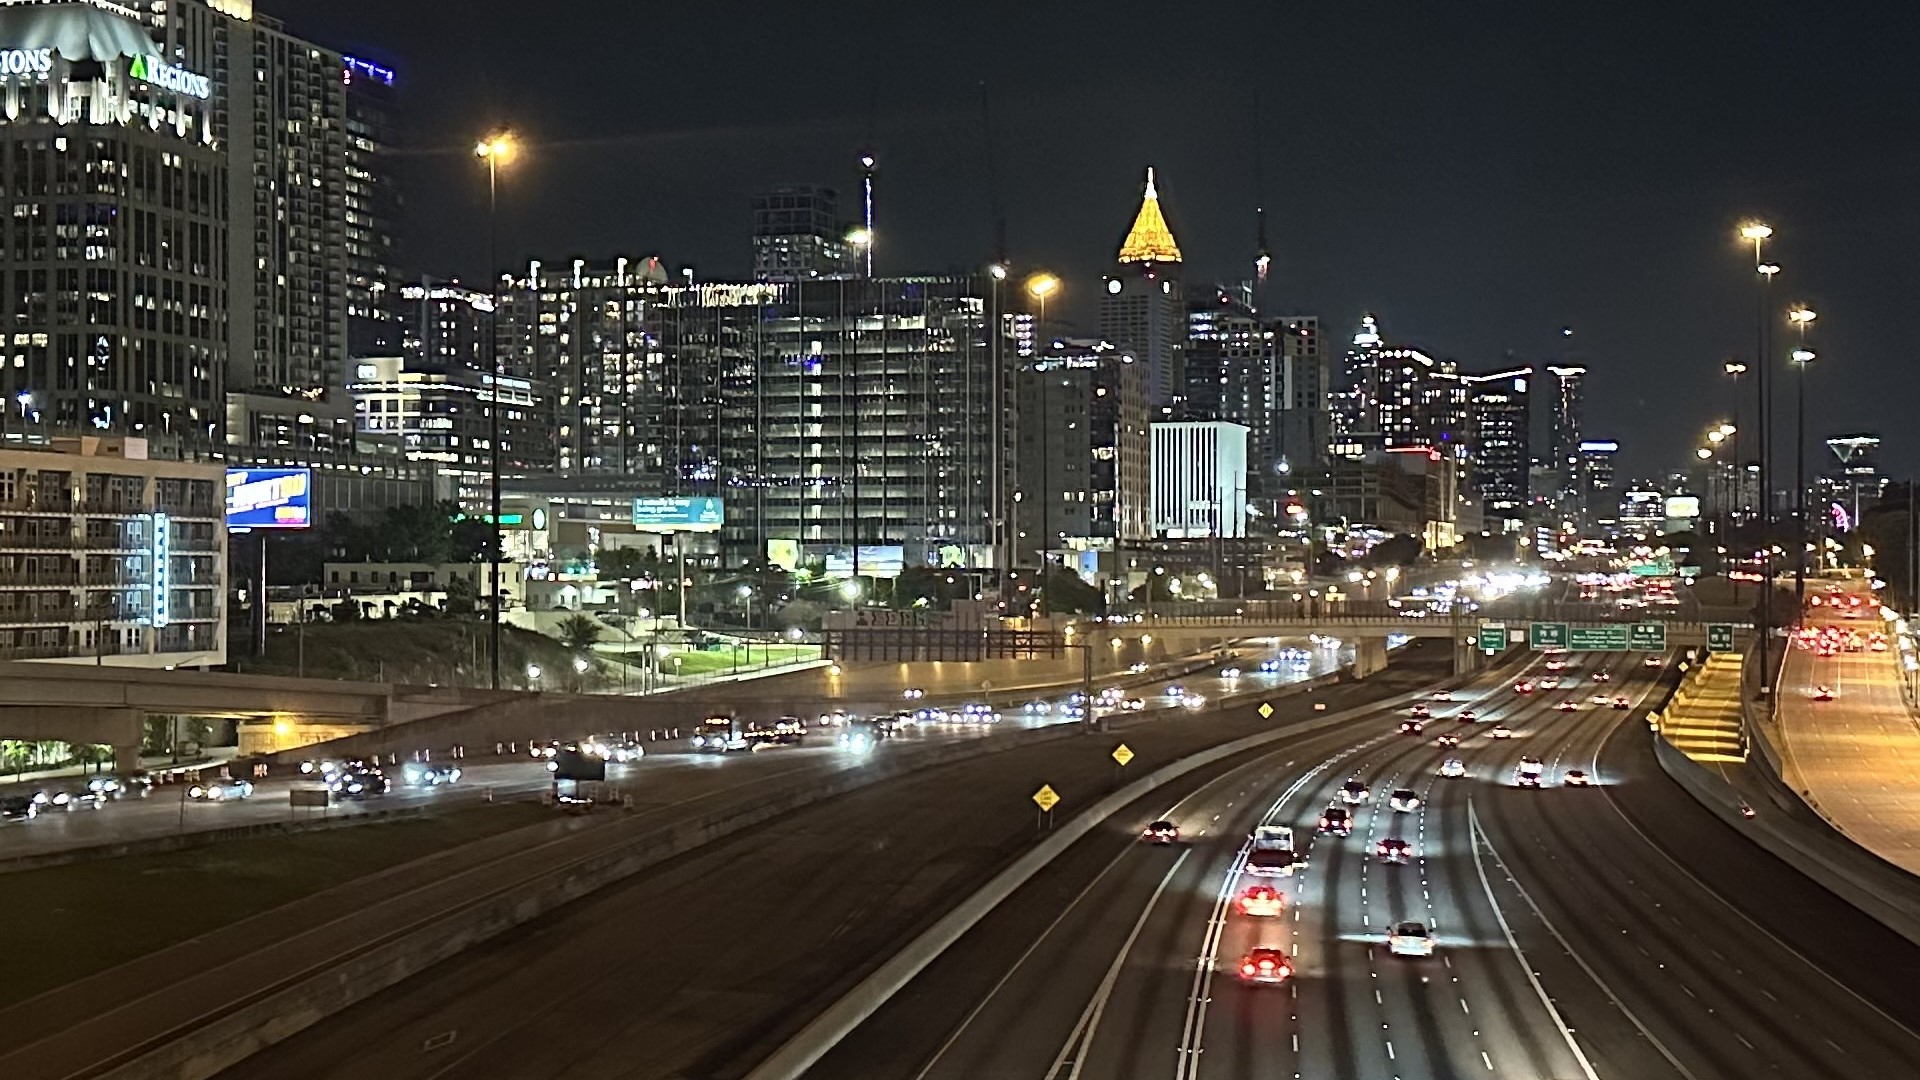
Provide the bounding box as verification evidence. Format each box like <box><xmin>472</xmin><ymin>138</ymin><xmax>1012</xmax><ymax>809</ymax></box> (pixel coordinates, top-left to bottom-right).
<box><xmin>79</xmin><ymin>499</ymin><xmax>146</xmax><ymax>517</ymax></box>
<box><xmin>154</xmin><ymin>499</ymin><xmax>221</xmax><ymax>520</ymax></box>
<box><xmin>0</xmin><ymin>498</ymin><xmax>75</xmax><ymax>515</ymax></box>
<box><xmin>0</xmin><ymin>605</ymin><xmax>80</xmax><ymax>625</ymax></box>
<box><xmin>0</xmin><ymin>571</ymin><xmax>79</xmax><ymax>587</ymax></box>
<box><xmin>0</xmin><ymin>534</ymin><xmax>78</xmax><ymax>550</ymax></box>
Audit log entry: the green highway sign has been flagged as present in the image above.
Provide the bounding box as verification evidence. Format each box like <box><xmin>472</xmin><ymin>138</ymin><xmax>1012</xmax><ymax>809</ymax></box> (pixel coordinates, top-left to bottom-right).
<box><xmin>1570</xmin><ymin>625</ymin><xmax>1629</xmax><ymax>651</ymax></box>
<box><xmin>1529</xmin><ymin>622</ymin><xmax>1569</xmax><ymax>650</ymax></box>
<box><xmin>1707</xmin><ymin>623</ymin><xmax>1736</xmax><ymax>652</ymax></box>
<box><xmin>1478</xmin><ymin>623</ymin><xmax>1509</xmax><ymax>652</ymax></box>
<box><xmin>1628</xmin><ymin>622</ymin><xmax>1668</xmax><ymax>652</ymax></box>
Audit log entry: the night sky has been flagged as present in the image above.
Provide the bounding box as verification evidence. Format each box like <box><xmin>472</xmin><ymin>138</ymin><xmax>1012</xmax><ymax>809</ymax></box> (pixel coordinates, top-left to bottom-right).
<box><xmin>280</xmin><ymin>0</ymin><xmax>1920</xmax><ymax>483</ymax></box>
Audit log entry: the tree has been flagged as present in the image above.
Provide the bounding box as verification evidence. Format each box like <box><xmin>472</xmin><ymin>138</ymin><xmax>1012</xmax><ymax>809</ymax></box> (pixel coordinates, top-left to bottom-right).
<box><xmin>445</xmin><ymin>574</ymin><xmax>478</xmax><ymax>617</ymax></box>
<box><xmin>1365</xmin><ymin>534</ymin><xmax>1425</xmax><ymax>568</ymax></box>
<box><xmin>1040</xmin><ymin>566</ymin><xmax>1105</xmax><ymax>614</ymax></box>
<box><xmin>450</xmin><ymin>516</ymin><xmax>498</xmax><ymax>563</ymax></box>
<box><xmin>890</xmin><ymin>566</ymin><xmax>952</xmax><ymax>610</ymax></box>
<box><xmin>556</xmin><ymin>613</ymin><xmax>604</xmax><ymax>653</ymax></box>
<box><xmin>1129</xmin><ymin>572</ymin><xmax>1177</xmax><ymax>605</ymax></box>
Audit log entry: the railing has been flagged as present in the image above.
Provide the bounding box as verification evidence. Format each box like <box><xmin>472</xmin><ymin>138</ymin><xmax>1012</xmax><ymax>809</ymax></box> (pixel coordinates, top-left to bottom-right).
<box><xmin>0</xmin><ymin>605</ymin><xmax>81</xmax><ymax>625</ymax></box>
<box><xmin>78</xmin><ymin>499</ymin><xmax>146</xmax><ymax>516</ymax></box>
<box><xmin>0</xmin><ymin>534</ymin><xmax>78</xmax><ymax>549</ymax></box>
<box><xmin>0</xmin><ymin>498</ymin><xmax>75</xmax><ymax>515</ymax></box>
<box><xmin>0</xmin><ymin>572</ymin><xmax>78</xmax><ymax>587</ymax></box>
<box><xmin>154</xmin><ymin>499</ymin><xmax>222</xmax><ymax>518</ymax></box>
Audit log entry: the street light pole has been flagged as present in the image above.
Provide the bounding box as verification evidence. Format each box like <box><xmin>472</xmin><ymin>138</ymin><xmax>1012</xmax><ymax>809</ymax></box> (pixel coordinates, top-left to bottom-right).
<box><xmin>476</xmin><ymin>133</ymin><xmax>517</xmax><ymax>692</ymax></box>
<box><xmin>1025</xmin><ymin>272</ymin><xmax>1060</xmax><ymax>617</ymax></box>
<box><xmin>1789</xmin><ymin>307</ymin><xmax>1817</xmax><ymax>609</ymax></box>
<box><xmin>1723</xmin><ymin>360</ymin><xmax>1748</xmax><ymax>601</ymax></box>
<box><xmin>1740</xmin><ymin>221</ymin><xmax>1774</xmax><ymax>696</ymax></box>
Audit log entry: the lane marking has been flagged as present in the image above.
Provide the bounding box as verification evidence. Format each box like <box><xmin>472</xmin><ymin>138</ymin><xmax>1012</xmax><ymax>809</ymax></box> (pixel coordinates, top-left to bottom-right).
<box><xmin>1470</xmin><ymin>798</ymin><xmax>1689</xmax><ymax>1080</ymax></box>
<box><xmin>1046</xmin><ymin>849</ymin><xmax>1190</xmax><ymax>1080</ymax></box>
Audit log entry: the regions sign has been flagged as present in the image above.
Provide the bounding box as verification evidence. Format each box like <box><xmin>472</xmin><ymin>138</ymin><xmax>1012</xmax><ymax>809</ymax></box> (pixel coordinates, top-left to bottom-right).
<box><xmin>630</xmin><ymin>496</ymin><xmax>724</xmax><ymax>531</ymax></box>
<box><xmin>1570</xmin><ymin>625</ymin><xmax>1629</xmax><ymax>651</ymax></box>
<box><xmin>225</xmin><ymin>468</ymin><xmax>311</xmax><ymax>531</ymax></box>
<box><xmin>0</xmin><ymin>48</ymin><xmax>52</xmax><ymax>76</ymax></box>
<box><xmin>129</xmin><ymin>54</ymin><xmax>212</xmax><ymax>99</ymax></box>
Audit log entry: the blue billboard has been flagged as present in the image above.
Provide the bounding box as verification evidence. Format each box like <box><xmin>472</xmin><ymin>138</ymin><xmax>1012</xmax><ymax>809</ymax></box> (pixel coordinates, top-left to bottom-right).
<box><xmin>226</xmin><ymin>468</ymin><xmax>313</xmax><ymax>530</ymax></box>
<box><xmin>630</xmin><ymin>496</ymin><xmax>724</xmax><ymax>531</ymax></box>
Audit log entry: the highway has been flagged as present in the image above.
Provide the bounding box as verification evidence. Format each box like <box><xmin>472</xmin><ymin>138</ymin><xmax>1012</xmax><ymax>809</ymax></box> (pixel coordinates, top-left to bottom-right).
<box><xmin>0</xmin><ymin>638</ymin><xmax>1343</xmax><ymax>861</ymax></box>
<box><xmin>1774</xmin><ymin>583</ymin><xmax>1920</xmax><ymax>875</ymax></box>
<box><xmin>815</xmin><ymin>649</ymin><xmax>1920</xmax><ymax>1080</ymax></box>
<box><xmin>206</xmin><ymin>645</ymin><xmax>1432</xmax><ymax>1080</ymax></box>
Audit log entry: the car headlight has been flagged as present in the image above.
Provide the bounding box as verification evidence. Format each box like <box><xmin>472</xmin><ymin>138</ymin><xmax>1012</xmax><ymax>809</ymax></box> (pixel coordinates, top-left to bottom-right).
<box><xmin>188</xmin><ymin>786</ymin><xmax>204</xmax><ymax>798</ymax></box>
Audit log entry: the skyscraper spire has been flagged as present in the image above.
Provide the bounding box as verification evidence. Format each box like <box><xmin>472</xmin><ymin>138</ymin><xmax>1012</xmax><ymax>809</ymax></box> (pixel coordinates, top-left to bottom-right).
<box><xmin>1117</xmin><ymin>166</ymin><xmax>1183</xmax><ymax>265</ymax></box>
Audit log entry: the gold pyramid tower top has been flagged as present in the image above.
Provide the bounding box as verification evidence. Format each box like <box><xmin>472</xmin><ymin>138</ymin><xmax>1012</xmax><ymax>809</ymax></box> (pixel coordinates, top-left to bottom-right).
<box><xmin>1117</xmin><ymin>167</ymin><xmax>1183</xmax><ymax>265</ymax></box>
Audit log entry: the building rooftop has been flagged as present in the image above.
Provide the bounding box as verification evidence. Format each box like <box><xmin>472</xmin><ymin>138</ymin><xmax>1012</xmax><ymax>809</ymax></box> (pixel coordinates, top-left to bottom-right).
<box><xmin>1117</xmin><ymin>167</ymin><xmax>1183</xmax><ymax>265</ymax></box>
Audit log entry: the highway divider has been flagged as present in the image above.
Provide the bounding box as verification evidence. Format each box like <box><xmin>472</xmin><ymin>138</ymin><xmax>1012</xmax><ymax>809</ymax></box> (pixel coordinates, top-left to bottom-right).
<box><xmin>0</xmin><ymin>804</ymin><xmax>428</xmax><ymax>875</ymax></box>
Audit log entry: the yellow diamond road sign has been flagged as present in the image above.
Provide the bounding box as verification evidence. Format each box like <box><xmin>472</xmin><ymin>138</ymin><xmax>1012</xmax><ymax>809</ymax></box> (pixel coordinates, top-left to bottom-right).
<box><xmin>1258</xmin><ymin>702</ymin><xmax>1274</xmax><ymax>719</ymax></box>
<box><xmin>1112</xmin><ymin>744</ymin><xmax>1134</xmax><ymax>767</ymax></box>
<box><xmin>1032</xmin><ymin>784</ymin><xmax>1060</xmax><ymax>812</ymax></box>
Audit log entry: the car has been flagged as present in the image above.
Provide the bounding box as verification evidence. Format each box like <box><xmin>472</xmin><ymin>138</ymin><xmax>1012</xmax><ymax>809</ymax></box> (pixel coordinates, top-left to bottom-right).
<box><xmin>1563</xmin><ymin>769</ymin><xmax>1592</xmax><ymax>786</ymax></box>
<box><xmin>400</xmin><ymin>762</ymin><xmax>463</xmax><ymax>787</ymax></box>
<box><xmin>1142</xmin><ymin>819</ymin><xmax>1180</xmax><ymax>845</ymax></box>
<box><xmin>1410</xmin><ymin>703</ymin><xmax>1431</xmax><ymax>719</ymax></box>
<box><xmin>1813</xmin><ymin>686</ymin><xmax>1834</xmax><ymax>701</ymax></box>
<box><xmin>817</xmin><ymin>709</ymin><xmax>853</xmax><ymax>726</ymax></box>
<box><xmin>1128</xmin><ymin>662</ymin><xmax>1150</xmax><ymax>674</ymax></box>
<box><xmin>1592</xmin><ymin>670</ymin><xmax>1612</xmax><ymax>683</ymax></box>
<box><xmin>1545</xmin><ymin>659</ymin><xmax>1567</xmax><ymax>671</ymax></box>
<box><xmin>1514</xmin><ymin>680</ymin><xmax>1535</xmax><ymax>694</ymax></box>
<box><xmin>1339</xmin><ymin>780</ymin><xmax>1370</xmax><ymax>804</ymax></box>
<box><xmin>1388</xmin><ymin>920</ymin><xmax>1436</xmax><ymax>957</ymax></box>
<box><xmin>1557</xmin><ymin>700</ymin><xmax>1578</xmax><ymax>712</ymax></box>
<box><xmin>187</xmin><ymin>778</ymin><xmax>255</xmax><ymax>801</ymax></box>
<box><xmin>1489</xmin><ymin>724</ymin><xmax>1514</xmax><ymax>739</ymax></box>
<box><xmin>1399</xmin><ymin>719</ymin><xmax>1426</xmax><ymax>735</ymax></box>
<box><xmin>1318</xmin><ymin>806</ymin><xmax>1353</xmax><ymax>835</ymax></box>
<box><xmin>1643</xmin><ymin>656</ymin><xmax>1663</xmax><ymax>668</ymax></box>
<box><xmin>902</xmin><ymin>687</ymin><xmax>925</xmax><ymax>700</ymax></box>
<box><xmin>0</xmin><ymin>794</ymin><xmax>37</xmax><ymax>821</ymax></box>
<box><xmin>1237</xmin><ymin>947</ymin><xmax>1294</xmax><ymax>984</ymax></box>
<box><xmin>959</xmin><ymin>703</ymin><xmax>1001</xmax><ymax>725</ymax></box>
<box><xmin>1121</xmin><ymin>696</ymin><xmax>1145</xmax><ymax>711</ymax></box>
<box><xmin>596</xmin><ymin>738</ymin><xmax>647</xmax><ymax>762</ymax></box>
<box><xmin>1388</xmin><ymin>788</ymin><xmax>1420</xmax><ymax>812</ymax></box>
<box><xmin>1024</xmin><ymin>700</ymin><xmax>1052</xmax><ymax>715</ymax></box>
<box><xmin>1221</xmin><ymin>667</ymin><xmax>1242</xmax><ymax>679</ymax></box>
<box><xmin>83</xmin><ymin>775</ymin><xmax>122</xmax><ymax>799</ymax></box>
<box><xmin>110</xmin><ymin>772</ymin><xmax>155</xmax><ymax>799</ymax></box>
<box><xmin>1181</xmin><ymin>693</ymin><xmax>1208</xmax><ymax>710</ymax></box>
<box><xmin>1458</xmin><ymin>709</ymin><xmax>1479</xmax><ymax>722</ymax></box>
<box><xmin>329</xmin><ymin>766</ymin><xmax>389</xmax><ymax>798</ymax></box>
<box><xmin>526</xmin><ymin>741</ymin><xmax>561</xmax><ymax>760</ymax></box>
<box><xmin>1376</xmin><ymin>837</ymin><xmax>1413</xmax><ymax>863</ymax></box>
<box><xmin>1611</xmin><ymin>696</ymin><xmax>1631</xmax><ymax>710</ymax></box>
<box><xmin>1431</xmin><ymin>689</ymin><xmax>1454</xmax><ymax>700</ymax></box>
<box><xmin>1515</xmin><ymin>758</ymin><xmax>1545</xmax><ymax>787</ymax></box>
<box><xmin>1439</xmin><ymin>759</ymin><xmax>1467</xmax><ymax>778</ymax></box>
<box><xmin>1258</xmin><ymin>659</ymin><xmax>1282</xmax><ymax>673</ymax></box>
<box><xmin>1436</xmin><ymin>732</ymin><xmax>1461</xmax><ymax>747</ymax></box>
<box><xmin>1165</xmin><ymin>684</ymin><xmax>1187</xmax><ymax>698</ymax></box>
<box><xmin>1238</xmin><ymin>884</ymin><xmax>1285</xmax><ymax>917</ymax></box>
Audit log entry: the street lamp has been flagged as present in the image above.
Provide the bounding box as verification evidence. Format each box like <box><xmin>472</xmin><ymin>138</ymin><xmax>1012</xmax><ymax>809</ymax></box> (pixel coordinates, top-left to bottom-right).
<box><xmin>1791</xmin><ymin>336</ymin><xmax>1818</xmax><ymax>606</ymax></box>
<box><xmin>476</xmin><ymin>131</ymin><xmax>518</xmax><ymax>690</ymax></box>
<box><xmin>1027</xmin><ymin>272</ymin><xmax>1061</xmax><ymax>613</ymax></box>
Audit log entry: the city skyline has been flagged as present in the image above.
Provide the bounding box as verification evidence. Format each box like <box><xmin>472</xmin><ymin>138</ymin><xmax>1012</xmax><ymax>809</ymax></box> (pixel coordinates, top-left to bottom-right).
<box><xmin>287</xmin><ymin>0</ymin><xmax>1915</xmax><ymax>481</ymax></box>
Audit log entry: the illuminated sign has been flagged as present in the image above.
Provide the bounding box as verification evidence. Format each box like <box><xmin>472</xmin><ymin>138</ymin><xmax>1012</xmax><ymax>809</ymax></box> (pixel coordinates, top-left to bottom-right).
<box><xmin>1664</xmin><ymin>496</ymin><xmax>1700</xmax><ymax>520</ymax></box>
<box><xmin>129</xmin><ymin>54</ymin><xmax>212</xmax><ymax>100</ymax></box>
<box><xmin>824</xmin><ymin>545</ymin><xmax>906</xmax><ymax>579</ymax></box>
<box><xmin>151</xmin><ymin>513</ymin><xmax>170</xmax><ymax>628</ymax></box>
<box><xmin>226</xmin><ymin>468</ymin><xmax>312</xmax><ymax>530</ymax></box>
<box><xmin>630</xmin><ymin>496</ymin><xmax>724</xmax><ymax>531</ymax></box>
<box><xmin>343</xmin><ymin>56</ymin><xmax>395</xmax><ymax>86</ymax></box>
<box><xmin>0</xmin><ymin>48</ymin><xmax>51</xmax><ymax>76</ymax></box>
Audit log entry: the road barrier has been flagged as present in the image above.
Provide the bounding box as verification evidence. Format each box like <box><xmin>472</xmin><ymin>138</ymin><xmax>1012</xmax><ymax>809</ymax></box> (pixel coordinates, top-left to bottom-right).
<box><xmin>0</xmin><ymin>805</ymin><xmax>429</xmax><ymax>876</ymax></box>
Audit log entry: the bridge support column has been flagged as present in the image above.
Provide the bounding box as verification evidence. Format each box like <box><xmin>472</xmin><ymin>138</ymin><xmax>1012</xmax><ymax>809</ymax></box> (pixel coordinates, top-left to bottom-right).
<box><xmin>1351</xmin><ymin>636</ymin><xmax>1390</xmax><ymax>680</ymax></box>
<box><xmin>1453</xmin><ymin>638</ymin><xmax>1484</xmax><ymax>677</ymax></box>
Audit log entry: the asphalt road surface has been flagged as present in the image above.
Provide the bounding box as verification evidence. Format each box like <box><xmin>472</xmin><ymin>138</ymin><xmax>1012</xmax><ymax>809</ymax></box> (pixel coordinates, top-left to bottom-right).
<box><xmin>0</xmin><ymin>638</ymin><xmax>1341</xmax><ymax>860</ymax></box>
<box><xmin>209</xmin><ymin>644</ymin><xmax>1437</xmax><ymax>1080</ymax></box>
<box><xmin>818</xmin><ymin>649</ymin><xmax>1920</xmax><ymax>1080</ymax></box>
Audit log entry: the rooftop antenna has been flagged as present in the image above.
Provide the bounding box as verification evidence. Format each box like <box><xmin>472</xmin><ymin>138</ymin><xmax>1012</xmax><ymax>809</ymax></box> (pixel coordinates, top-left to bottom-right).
<box><xmin>859</xmin><ymin>150</ymin><xmax>876</xmax><ymax>278</ymax></box>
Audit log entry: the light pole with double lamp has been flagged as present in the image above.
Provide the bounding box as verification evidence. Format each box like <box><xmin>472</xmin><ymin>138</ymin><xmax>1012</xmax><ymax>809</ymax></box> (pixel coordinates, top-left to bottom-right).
<box><xmin>1025</xmin><ymin>272</ymin><xmax>1060</xmax><ymax>615</ymax></box>
<box><xmin>476</xmin><ymin>132</ymin><xmax>517</xmax><ymax>690</ymax></box>
<box><xmin>1788</xmin><ymin>306</ymin><xmax>1817</xmax><ymax>607</ymax></box>
<box><xmin>1739</xmin><ymin>221</ymin><xmax>1775</xmax><ymax>694</ymax></box>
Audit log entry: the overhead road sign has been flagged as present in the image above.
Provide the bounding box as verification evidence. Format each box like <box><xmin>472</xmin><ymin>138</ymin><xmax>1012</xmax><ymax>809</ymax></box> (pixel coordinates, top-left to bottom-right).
<box><xmin>1529</xmin><ymin>622</ymin><xmax>1569</xmax><ymax>650</ymax></box>
<box><xmin>1570</xmin><ymin>625</ymin><xmax>1629</xmax><ymax>651</ymax></box>
<box><xmin>1707</xmin><ymin>624</ymin><xmax>1736</xmax><ymax>652</ymax></box>
<box><xmin>1479</xmin><ymin>623</ymin><xmax>1509</xmax><ymax>651</ymax></box>
<box><xmin>1629</xmin><ymin>622</ymin><xmax>1668</xmax><ymax>651</ymax></box>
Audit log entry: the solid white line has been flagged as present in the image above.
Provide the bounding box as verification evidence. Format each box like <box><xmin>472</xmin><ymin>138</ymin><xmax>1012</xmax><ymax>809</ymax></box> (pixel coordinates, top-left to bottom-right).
<box><xmin>1472</xmin><ymin>798</ymin><xmax>1696</xmax><ymax>1080</ymax></box>
<box><xmin>1048</xmin><ymin>849</ymin><xmax>1190</xmax><ymax>1080</ymax></box>
<box><xmin>1465</xmin><ymin>797</ymin><xmax>1604</xmax><ymax>1080</ymax></box>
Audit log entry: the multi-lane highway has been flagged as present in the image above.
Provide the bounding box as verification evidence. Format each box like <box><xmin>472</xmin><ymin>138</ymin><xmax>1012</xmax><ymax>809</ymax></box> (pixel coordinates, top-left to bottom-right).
<box><xmin>0</xmin><ymin>638</ymin><xmax>1343</xmax><ymax>860</ymax></box>
<box><xmin>1774</xmin><ymin>583</ymin><xmax>1920</xmax><ymax>875</ymax></box>
<box><xmin>816</xmin><ymin>649</ymin><xmax>1920</xmax><ymax>1080</ymax></box>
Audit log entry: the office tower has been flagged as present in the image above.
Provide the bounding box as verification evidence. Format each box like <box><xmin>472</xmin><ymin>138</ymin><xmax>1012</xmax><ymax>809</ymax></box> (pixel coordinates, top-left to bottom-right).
<box><xmin>1101</xmin><ymin>168</ymin><xmax>1184</xmax><ymax>412</ymax></box>
<box><xmin>752</xmin><ymin>185</ymin><xmax>856</xmax><ymax>281</ymax></box>
<box><xmin>346</xmin><ymin>357</ymin><xmax>540</xmax><ymax>510</ymax></box>
<box><xmin>1186</xmin><ymin>290</ymin><xmax>1278</xmax><ymax>498</ymax></box>
<box><xmin>1461</xmin><ymin>366</ymin><xmax>1532</xmax><ymax>527</ymax></box>
<box><xmin>1151</xmin><ymin>422</ymin><xmax>1249</xmax><ymax>539</ymax></box>
<box><xmin>343</xmin><ymin>55</ymin><xmax>402</xmax><ymax>359</ymax></box>
<box><xmin>1545</xmin><ymin>363</ymin><xmax>1586</xmax><ymax>491</ymax></box>
<box><xmin>0</xmin><ymin>2</ymin><xmax>226</xmax><ymax>452</ymax></box>
<box><xmin>399</xmin><ymin>281</ymin><xmax>493</xmax><ymax>374</ymax></box>
<box><xmin>1016</xmin><ymin>339</ymin><xmax>1149</xmax><ymax>560</ymax></box>
<box><xmin>1278</xmin><ymin>315</ymin><xmax>1329</xmax><ymax>474</ymax></box>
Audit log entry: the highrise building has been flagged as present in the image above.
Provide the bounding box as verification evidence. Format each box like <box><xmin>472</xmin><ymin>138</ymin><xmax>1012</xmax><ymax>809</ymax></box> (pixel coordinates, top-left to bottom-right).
<box><xmin>346</xmin><ymin>356</ymin><xmax>541</xmax><ymax>509</ymax></box>
<box><xmin>1151</xmin><ymin>421</ymin><xmax>1248</xmax><ymax>539</ymax></box>
<box><xmin>1278</xmin><ymin>315</ymin><xmax>1329</xmax><ymax>474</ymax></box>
<box><xmin>343</xmin><ymin>55</ymin><xmax>402</xmax><ymax>360</ymax></box>
<box><xmin>1101</xmin><ymin>168</ymin><xmax>1184</xmax><ymax>412</ymax></box>
<box><xmin>1016</xmin><ymin>338</ymin><xmax>1149</xmax><ymax>560</ymax></box>
<box><xmin>399</xmin><ymin>281</ymin><xmax>492</xmax><ymax>374</ymax></box>
<box><xmin>752</xmin><ymin>185</ymin><xmax>855</xmax><ymax>281</ymax></box>
<box><xmin>1185</xmin><ymin>290</ymin><xmax>1278</xmax><ymax>500</ymax></box>
<box><xmin>1545</xmin><ymin>364</ymin><xmax>1586</xmax><ymax>480</ymax></box>
<box><xmin>1334</xmin><ymin>315</ymin><xmax>1444</xmax><ymax>456</ymax></box>
<box><xmin>1461</xmin><ymin>366</ymin><xmax>1532</xmax><ymax>527</ymax></box>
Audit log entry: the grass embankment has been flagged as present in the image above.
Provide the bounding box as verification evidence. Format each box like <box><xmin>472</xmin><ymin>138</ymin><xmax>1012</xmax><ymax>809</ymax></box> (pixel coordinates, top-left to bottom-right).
<box><xmin>0</xmin><ymin>801</ymin><xmax>550</xmax><ymax>1007</ymax></box>
<box><xmin>631</xmin><ymin>642</ymin><xmax>821</xmax><ymax>677</ymax></box>
<box><xmin>229</xmin><ymin>621</ymin><xmax>586</xmax><ymax>687</ymax></box>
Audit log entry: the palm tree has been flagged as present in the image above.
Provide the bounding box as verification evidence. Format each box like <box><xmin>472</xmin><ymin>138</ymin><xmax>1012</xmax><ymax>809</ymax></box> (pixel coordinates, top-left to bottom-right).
<box><xmin>556</xmin><ymin>613</ymin><xmax>604</xmax><ymax>654</ymax></box>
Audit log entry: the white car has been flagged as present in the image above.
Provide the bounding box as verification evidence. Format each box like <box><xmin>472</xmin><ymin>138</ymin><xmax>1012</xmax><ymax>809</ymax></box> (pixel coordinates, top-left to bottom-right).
<box><xmin>1489</xmin><ymin>725</ymin><xmax>1514</xmax><ymax>739</ymax></box>
<box><xmin>1439</xmin><ymin>759</ymin><xmax>1466</xmax><ymax>778</ymax></box>
<box><xmin>1431</xmin><ymin>689</ymin><xmax>1454</xmax><ymax>700</ymax></box>
<box><xmin>1221</xmin><ymin>667</ymin><xmax>1243</xmax><ymax>679</ymax></box>
<box><xmin>187</xmin><ymin>778</ymin><xmax>255</xmax><ymax>801</ymax></box>
<box><xmin>1388</xmin><ymin>920</ymin><xmax>1436</xmax><ymax>957</ymax></box>
<box><xmin>1181</xmin><ymin>693</ymin><xmax>1207</xmax><ymax>710</ymax></box>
